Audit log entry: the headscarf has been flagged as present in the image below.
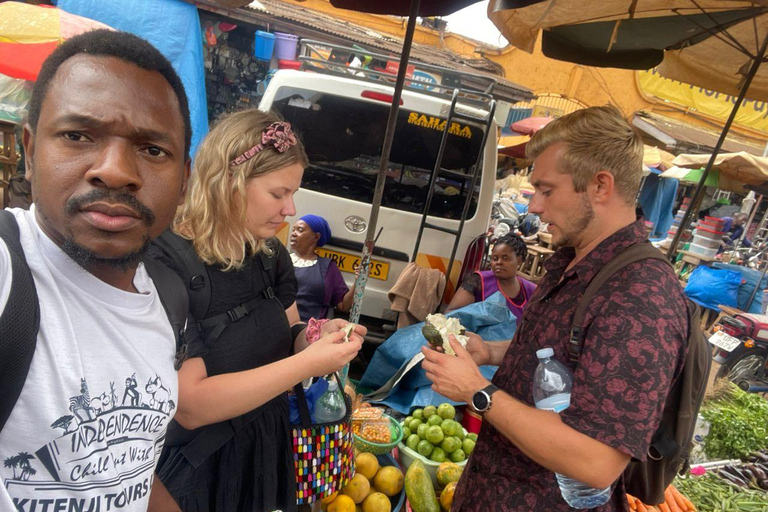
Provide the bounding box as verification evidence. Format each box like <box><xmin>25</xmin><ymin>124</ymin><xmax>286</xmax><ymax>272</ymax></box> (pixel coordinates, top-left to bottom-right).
<box><xmin>300</xmin><ymin>214</ymin><xmax>332</xmax><ymax>247</ymax></box>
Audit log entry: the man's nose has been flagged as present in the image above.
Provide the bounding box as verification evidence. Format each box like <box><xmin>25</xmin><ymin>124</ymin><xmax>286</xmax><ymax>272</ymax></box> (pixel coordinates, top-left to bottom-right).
<box><xmin>528</xmin><ymin>193</ymin><xmax>544</xmax><ymax>215</ymax></box>
<box><xmin>84</xmin><ymin>141</ymin><xmax>142</xmax><ymax>191</ymax></box>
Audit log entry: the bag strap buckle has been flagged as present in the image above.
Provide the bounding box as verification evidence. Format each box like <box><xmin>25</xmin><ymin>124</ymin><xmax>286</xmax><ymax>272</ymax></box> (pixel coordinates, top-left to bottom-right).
<box><xmin>227</xmin><ymin>304</ymin><xmax>249</xmax><ymax>323</ymax></box>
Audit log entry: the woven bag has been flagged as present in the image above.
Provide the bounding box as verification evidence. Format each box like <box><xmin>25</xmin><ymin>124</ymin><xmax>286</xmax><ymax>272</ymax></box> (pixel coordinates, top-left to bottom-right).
<box><xmin>292</xmin><ymin>373</ymin><xmax>355</xmax><ymax>504</ymax></box>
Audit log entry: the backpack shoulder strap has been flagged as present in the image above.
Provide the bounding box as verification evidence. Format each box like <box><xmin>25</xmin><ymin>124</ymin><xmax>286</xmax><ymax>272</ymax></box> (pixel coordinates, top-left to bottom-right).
<box><xmin>569</xmin><ymin>242</ymin><xmax>672</xmax><ymax>362</ymax></box>
<box><xmin>257</xmin><ymin>240</ymin><xmax>276</xmax><ymax>300</ymax></box>
<box><xmin>152</xmin><ymin>230</ymin><xmax>210</xmax><ymax>320</ymax></box>
<box><xmin>0</xmin><ymin>210</ymin><xmax>40</xmax><ymax>433</ymax></box>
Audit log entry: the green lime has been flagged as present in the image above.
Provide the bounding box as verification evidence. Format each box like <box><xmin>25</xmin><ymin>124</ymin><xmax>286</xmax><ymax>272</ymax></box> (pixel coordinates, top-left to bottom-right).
<box><xmin>462</xmin><ymin>438</ymin><xmax>476</xmax><ymax>455</ymax></box>
<box><xmin>429</xmin><ymin>447</ymin><xmax>447</xmax><ymax>463</ymax></box>
<box><xmin>412</xmin><ymin>408</ymin><xmax>424</xmax><ymax>420</ymax></box>
<box><xmin>427</xmin><ymin>414</ymin><xmax>443</xmax><ymax>427</ymax></box>
<box><xmin>467</xmin><ymin>433</ymin><xmax>478</xmax><ymax>442</ymax></box>
<box><xmin>423</xmin><ymin>405</ymin><xmax>437</xmax><ymax>419</ymax></box>
<box><xmin>417</xmin><ymin>423</ymin><xmax>429</xmax><ymax>439</ymax></box>
<box><xmin>404</xmin><ymin>416</ymin><xmax>413</xmax><ymax>425</ymax></box>
<box><xmin>437</xmin><ymin>403</ymin><xmax>456</xmax><ymax>420</ymax></box>
<box><xmin>417</xmin><ymin>439</ymin><xmax>434</xmax><ymax>457</ymax></box>
<box><xmin>408</xmin><ymin>418</ymin><xmax>423</xmax><ymax>432</ymax></box>
<box><xmin>406</xmin><ymin>434</ymin><xmax>420</xmax><ymax>451</ymax></box>
<box><xmin>402</xmin><ymin>426</ymin><xmax>411</xmax><ymax>439</ymax></box>
<box><xmin>455</xmin><ymin>427</ymin><xmax>465</xmax><ymax>440</ymax></box>
<box><xmin>425</xmin><ymin>425</ymin><xmax>445</xmax><ymax>445</ymax></box>
<box><xmin>440</xmin><ymin>436</ymin><xmax>461</xmax><ymax>454</ymax></box>
<box><xmin>441</xmin><ymin>419</ymin><xmax>460</xmax><ymax>437</ymax></box>
<box><xmin>450</xmin><ymin>449</ymin><xmax>466</xmax><ymax>463</ymax></box>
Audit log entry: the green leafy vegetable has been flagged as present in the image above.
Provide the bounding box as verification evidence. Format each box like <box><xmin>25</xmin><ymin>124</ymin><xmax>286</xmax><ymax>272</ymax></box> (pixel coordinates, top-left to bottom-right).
<box><xmin>701</xmin><ymin>382</ymin><xmax>768</xmax><ymax>460</ymax></box>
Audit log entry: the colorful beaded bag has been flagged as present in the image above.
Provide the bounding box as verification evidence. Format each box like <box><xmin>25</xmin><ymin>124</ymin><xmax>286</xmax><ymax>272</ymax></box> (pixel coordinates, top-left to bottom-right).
<box><xmin>291</xmin><ymin>373</ymin><xmax>354</xmax><ymax>504</ymax></box>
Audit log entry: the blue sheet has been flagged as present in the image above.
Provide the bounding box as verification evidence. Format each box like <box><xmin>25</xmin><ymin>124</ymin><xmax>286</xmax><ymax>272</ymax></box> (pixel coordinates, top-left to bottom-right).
<box><xmin>639</xmin><ymin>172</ymin><xmax>678</xmax><ymax>239</ymax></box>
<box><xmin>360</xmin><ymin>292</ymin><xmax>517</xmax><ymax>413</ymax></box>
<box><xmin>56</xmin><ymin>0</ymin><xmax>209</xmax><ymax>158</ymax></box>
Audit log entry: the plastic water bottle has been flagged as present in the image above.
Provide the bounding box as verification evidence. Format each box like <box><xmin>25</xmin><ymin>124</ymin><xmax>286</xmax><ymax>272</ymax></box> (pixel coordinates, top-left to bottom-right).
<box><xmin>314</xmin><ymin>379</ymin><xmax>347</xmax><ymax>423</ymax></box>
<box><xmin>533</xmin><ymin>348</ymin><xmax>612</xmax><ymax>508</ymax></box>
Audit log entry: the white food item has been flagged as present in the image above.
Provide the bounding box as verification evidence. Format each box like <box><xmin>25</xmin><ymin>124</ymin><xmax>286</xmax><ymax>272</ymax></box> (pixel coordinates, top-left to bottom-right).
<box><xmin>342</xmin><ymin>323</ymin><xmax>356</xmax><ymax>343</ymax></box>
<box><xmin>425</xmin><ymin>313</ymin><xmax>468</xmax><ymax>356</ymax></box>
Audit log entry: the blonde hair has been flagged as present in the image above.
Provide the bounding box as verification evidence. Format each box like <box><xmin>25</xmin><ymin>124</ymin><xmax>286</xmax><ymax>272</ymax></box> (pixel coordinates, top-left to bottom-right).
<box><xmin>526</xmin><ymin>105</ymin><xmax>643</xmax><ymax>203</ymax></box>
<box><xmin>174</xmin><ymin>110</ymin><xmax>308</xmax><ymax>270</ymax></box>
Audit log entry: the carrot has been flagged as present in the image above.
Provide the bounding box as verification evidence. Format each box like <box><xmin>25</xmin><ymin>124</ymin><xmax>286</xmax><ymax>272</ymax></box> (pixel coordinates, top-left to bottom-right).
<box><xmin>669</xmin><ymin>486</ymin><xmax>688</xmax><ymax>511</ymax></box>
<box><xmin>674</xmin><ymin>487</ymin><xmax>696</xmax><ymax>512</ymax></box>
<box><xmin>665</xmin><ymin>488</ymin><xmax>682</xmax><ymax>512</ymax></box>
<box><xmin>658</xmin><ymin>503</ymin><xmax>672</xmax><ymax>512</ymax></box>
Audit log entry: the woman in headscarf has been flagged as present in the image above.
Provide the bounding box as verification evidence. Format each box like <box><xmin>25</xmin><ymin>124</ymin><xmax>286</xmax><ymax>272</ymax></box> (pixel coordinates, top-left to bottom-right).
<box><xmin>289</xmin><ymin>214</ymin><xmax>356</xmax><ymax>322</ymax></box>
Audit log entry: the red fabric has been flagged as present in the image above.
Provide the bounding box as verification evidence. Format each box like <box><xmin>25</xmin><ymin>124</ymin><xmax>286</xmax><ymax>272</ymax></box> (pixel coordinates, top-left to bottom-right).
<box><xmin>0</xmin><ymin>41</ymin><xmax>58</xmax><ymax>81</ymax></box>
<box><xmin>453</xmin><ymin>220</ymin><xmax>688</xmax><ymax>512</ymax></box>
<box><xmin>510</xmin><ymin>116</ymin><xmax>554</xmax><ymax>136</ymax></box>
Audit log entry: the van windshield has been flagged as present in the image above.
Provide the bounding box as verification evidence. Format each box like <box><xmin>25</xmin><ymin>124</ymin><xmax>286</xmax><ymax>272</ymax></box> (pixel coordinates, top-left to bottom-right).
<box><xmin>270</xmin><ymin>86</ymin><xmax>486</xmax><ymax>220</ymax></box>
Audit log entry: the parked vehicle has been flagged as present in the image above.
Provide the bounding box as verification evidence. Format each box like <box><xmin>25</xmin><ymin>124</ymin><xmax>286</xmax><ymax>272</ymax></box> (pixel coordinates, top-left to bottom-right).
<box><xmin>259</xmin><ymin>40</ymin><xmax>531</xmax><ymax>323</ymax></box>
<box><xmin>710</xmin><ymin>312</ymin><xmax>768</xmax><ymax>391</ymax></box>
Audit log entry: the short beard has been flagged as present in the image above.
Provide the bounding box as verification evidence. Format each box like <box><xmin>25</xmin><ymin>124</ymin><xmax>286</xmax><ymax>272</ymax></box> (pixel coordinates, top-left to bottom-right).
<box><xmin>558</xmin><ymin>193</ymin><xmax>594</xmax><ymax>248</ymax></box>
<box><xmin>61</xmin><ymin>236</ymin><xmax>151</xmax><ymax>272</ymax></box>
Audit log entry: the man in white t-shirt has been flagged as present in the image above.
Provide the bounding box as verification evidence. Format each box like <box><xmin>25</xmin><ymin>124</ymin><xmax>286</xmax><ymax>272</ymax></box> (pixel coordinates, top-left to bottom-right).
<box><xmin>0</xmin><ymin>30</ymin><xmax>191</xmax><ymax>512</ymax></box>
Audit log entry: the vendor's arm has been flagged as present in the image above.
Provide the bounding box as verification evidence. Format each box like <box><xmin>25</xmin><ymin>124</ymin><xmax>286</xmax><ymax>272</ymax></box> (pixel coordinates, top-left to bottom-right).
<box><xmin>446</xmin><ymin>272</ymin><xmax>481</xmax><ymax>312</ymax></box>
<box><xmin>422</xmin><ymin>339</ymin><xmax>629</xmax><ymax>489</ymax></box>
<box><xmin>175</xmin><ymin>330</ymin><xmax>362</xmax><ymax>429</ymax></box>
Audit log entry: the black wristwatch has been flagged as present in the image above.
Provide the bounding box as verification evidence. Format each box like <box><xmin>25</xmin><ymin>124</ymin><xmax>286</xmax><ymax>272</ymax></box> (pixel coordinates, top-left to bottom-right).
<box><xmin>471</xmin><ymin>384</ymin><xmax>500</xmax><ymax>414</ymax></box>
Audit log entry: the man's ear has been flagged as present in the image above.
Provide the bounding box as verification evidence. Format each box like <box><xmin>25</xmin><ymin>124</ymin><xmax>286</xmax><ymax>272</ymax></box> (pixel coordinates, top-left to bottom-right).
<box><xmin>22</xmin><ymin>124</ymin><xmax>35</xmax><ymax>182</ymax></box>
<box><xmin>592</xmin><ymin>170</ymin><xmax>615</xmax><ymax>204</ymax></box>
<box><xmin>178</xmin><ymin>158</ymin><xmax>191</xmax><ymax>206</ymax></box>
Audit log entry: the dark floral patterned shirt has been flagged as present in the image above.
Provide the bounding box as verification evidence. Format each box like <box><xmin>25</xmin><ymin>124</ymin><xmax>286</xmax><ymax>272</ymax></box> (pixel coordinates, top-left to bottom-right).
<box><xmin>453</xmin><ymin>220</ymin><xmax>688</xmax><ymax>512</ymax></box>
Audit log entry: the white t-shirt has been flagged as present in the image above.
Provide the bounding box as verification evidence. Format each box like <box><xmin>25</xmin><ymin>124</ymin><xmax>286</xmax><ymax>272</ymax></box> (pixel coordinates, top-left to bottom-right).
<box><xmin>0</xmin><ymin>207</ymin><xmax>177</xmax><ymax>512</ymax></box>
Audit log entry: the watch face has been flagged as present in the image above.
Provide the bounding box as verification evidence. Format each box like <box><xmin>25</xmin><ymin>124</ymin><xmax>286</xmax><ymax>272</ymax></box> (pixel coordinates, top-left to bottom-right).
<box><xmin>472</xmin><ymin>391</ymin><xmax>490</xmax><ymax>411</ymax></box>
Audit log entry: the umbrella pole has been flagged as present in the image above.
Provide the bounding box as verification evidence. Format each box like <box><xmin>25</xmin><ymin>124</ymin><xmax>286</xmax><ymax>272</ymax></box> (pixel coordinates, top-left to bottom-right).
<box><xmin>666</xmin><ymin>33</ymin><xmax>768</xmax><ymax>259</ymax></box>
<box><xmin>343</xmin><ymin>0</ymin><xmax>420</xmax><ymax>384</ymax></box>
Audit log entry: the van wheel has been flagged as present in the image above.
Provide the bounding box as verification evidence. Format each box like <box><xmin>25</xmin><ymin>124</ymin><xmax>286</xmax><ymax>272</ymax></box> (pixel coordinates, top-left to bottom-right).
<box><xmin>715</xmin><ymin>347</ymin><xmax>768</xmax><ymax>387</ymax></box>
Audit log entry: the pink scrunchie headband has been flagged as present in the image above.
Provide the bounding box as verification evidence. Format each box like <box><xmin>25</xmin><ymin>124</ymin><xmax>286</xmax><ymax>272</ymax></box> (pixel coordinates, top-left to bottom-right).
<box><xmin>229</xmin><ymin>121</ymin><xmax>298</xmax><ymax>166</ymax></box>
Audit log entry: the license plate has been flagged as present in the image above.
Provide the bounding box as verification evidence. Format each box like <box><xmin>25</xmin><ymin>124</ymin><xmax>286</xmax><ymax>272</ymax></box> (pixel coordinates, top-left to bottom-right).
<box><xmin>315</xmin><ymin>248</ymin><xmax>390</xmax><ymax>281</ymax></box>
<box><xmin>709</xmin><ymin>330</ymin><xmax>742</xmax><ymax>352</ymax></box>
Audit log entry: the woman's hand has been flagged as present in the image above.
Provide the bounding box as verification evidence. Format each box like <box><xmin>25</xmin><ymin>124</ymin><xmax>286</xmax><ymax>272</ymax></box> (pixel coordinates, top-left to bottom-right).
<box><xmin>321</xmin><ymin>318</ymin><xmax>367</xmax><ymax>344</ymax></box>
<box><xmin>302</xmin><ymin>330</ymin><xmax>363</xmax><ymax>376</ymax></box>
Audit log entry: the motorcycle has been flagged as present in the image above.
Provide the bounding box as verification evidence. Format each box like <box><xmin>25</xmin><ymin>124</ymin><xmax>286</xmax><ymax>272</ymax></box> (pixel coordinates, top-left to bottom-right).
<box><xmin>710</xmin><ymin>312</ymin><xmax>768</xmax><ymax>393</ymax></box>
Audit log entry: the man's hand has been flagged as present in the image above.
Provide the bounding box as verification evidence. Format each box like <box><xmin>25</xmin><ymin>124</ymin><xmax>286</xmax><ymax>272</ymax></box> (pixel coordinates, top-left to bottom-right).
<box><xmin>421</xmin><ymin>335</ymin><xmax>490</xmax><ymax>403</ymax></box>
<box><xmin>464</xmin><ymin>331</ymin><xmax>491</xmax><ymax>366</ymax></box>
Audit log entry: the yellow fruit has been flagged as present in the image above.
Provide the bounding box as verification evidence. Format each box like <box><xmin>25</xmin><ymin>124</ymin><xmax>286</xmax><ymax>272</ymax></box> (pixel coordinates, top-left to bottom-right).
<box><xmin>440</xmin><ymin>481</ymin><xmax>457</xmax><ymax>512</ymax></box>
<box><xmin>328</xmin><ymin>494</ymin><xmax>356</xmax><ymax>512</ymax></box>
<box><xmin>356</xmin><ymin>452</ymin><xmax>381</xmax><ymax>481</ymax></box>
<box><xmin>373</xmin><ymin>466</ymin><xmax>404</xmax><ymax>497</ymax></box>
<box><xmin>356</xmin><ymin>506</ymin><xmax>363</xmax><ymax>512</ymax></box>
<box><xmin>321</xmin><ymin>491</ymin><xmax>339</xmax><ymax>511</ymax></box>
<box><xmin>436</xmin><ymin>461</ymin><xmax>463</xmax><ymax>488</ymax></box>
<box><xmin>362</xmin><ymin>492</ymin><xmax>392</xmax><ymax>512</ymax></box>
<box><xmin>342</xmin><ymin>473</ymin><xmax>371</xmax><ymax>504</ymax></box>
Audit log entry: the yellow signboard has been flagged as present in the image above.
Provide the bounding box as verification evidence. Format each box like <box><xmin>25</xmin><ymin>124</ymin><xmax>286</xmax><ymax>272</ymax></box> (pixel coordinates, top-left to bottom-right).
<box><xmin>637</xmin><ymin>68</ymin><xmax>768</xmax><ymax>134</ymax></box>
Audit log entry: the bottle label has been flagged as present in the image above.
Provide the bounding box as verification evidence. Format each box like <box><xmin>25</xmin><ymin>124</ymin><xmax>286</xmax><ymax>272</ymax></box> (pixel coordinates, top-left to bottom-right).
<box><xmin>534</xmin><ymin>393</ymin><xmax>571</xmax><ymax>413</ymax></box>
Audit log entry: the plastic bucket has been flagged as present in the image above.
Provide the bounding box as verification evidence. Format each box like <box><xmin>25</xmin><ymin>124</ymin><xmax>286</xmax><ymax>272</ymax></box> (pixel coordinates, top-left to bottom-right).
<box><xmin>254</xmin><ymin>30</ymin><xmax>275</xmax><ymax>61</ymax></box>
<box><xmin>274</xmin><ymin>32</ymin><xmax>299</xmax><ymax>60</ymax></box>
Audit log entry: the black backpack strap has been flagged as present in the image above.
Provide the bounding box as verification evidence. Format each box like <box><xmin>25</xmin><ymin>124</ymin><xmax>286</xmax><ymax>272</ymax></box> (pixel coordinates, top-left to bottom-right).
<box><xmin>569</xmin><ymin>242</ymin><xmax>672</xmax><ymax>362</ymax></box>
<box><xmin>152</xmin><ymin>230</ymin><xmax>211</xmax><ymax>320</ymax></box>
<box><xmin>0</xmin><ymin>210</ymin><xmax>40</xmax><ymax>433</ymax></box>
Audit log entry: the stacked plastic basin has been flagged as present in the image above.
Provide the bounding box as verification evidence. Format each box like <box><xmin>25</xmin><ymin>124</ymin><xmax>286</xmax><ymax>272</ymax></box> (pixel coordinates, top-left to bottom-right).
<box><xmin>665</xmin><ymin>197</ymin><xmax>693</xmax><ymax>248</ymax></box>
<box><xmin>689</xmin><ymin>216</ymin><xmax>725</xmax><ymax>259</ymax></box>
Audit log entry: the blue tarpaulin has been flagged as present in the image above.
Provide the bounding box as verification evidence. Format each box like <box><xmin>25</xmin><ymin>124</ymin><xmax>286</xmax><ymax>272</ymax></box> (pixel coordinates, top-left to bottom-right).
<box><xmin>359</xmin><ymin>292</ymin><xmax>517</xmax><ymax>413</ymax></box>
<box><xmin>55</xmin><ymin>0</ymin><xmax>208</xmax><ymax>158</ymax></box>
<box><xmin>639</xmin><ymin>171</ymin><xmax>678</xmax><ymax>240</ymax></box>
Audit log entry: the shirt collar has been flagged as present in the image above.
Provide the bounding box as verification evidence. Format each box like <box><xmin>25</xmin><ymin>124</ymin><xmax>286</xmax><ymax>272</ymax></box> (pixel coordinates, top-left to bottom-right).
<box><xmin>544</xmin><ymin>219</ymin><xmax>650</xmax><ymax>286</ymax></box>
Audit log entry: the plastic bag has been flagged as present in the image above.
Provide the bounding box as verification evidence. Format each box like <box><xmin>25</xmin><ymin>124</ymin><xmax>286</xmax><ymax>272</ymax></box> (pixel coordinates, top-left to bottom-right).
<box><xmin>0</xmin><ymin>74</ymin><xmax>31</xmax><ymax>124</ymax></box>
<box><xmin>684</xmin><ymin>266</ymin><xmax>741</xmax><ymax>311</ymax></box>
<box><xmin>711</xmin><ymin>262</ymin><xmax>766</xmax><ymax>313</ymax></box>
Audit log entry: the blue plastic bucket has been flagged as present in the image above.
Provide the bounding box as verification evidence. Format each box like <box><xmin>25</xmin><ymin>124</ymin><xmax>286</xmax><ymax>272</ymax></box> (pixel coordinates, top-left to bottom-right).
<box><xmin>274</xmin><ymin>32</ymin><xmax>299</xmax><ymax>60</ymax></box>
<box><xmin>254</xmin><ymin>30</ymin><xmax>275</xmax><ymax>61</ymax></box>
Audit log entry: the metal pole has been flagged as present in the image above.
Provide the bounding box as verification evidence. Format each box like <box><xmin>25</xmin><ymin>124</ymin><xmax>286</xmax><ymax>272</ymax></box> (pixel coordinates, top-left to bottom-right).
<box><xmin>343</xmin><ymin>0</ymin><xmax>420</xmax><ymax>384</ymax></box>
<box><xmin>666</xmin><ymin>33</ymin><xmax>768</xmax><ymax>259</ymax></box>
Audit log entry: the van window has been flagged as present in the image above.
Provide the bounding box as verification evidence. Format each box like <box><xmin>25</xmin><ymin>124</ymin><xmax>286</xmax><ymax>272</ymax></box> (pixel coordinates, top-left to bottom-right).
<box><xmin>270</xmin><ymin>86</ymin><xmax>486</xmax><ymax>220</ymax></box>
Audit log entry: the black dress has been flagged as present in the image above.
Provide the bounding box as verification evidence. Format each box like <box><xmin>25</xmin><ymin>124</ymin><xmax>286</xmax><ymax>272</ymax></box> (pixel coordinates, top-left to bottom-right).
<box><xmin>151</xmin><ymin>240</ymin><xmax>299</xmax><ymax>512</ymax></box>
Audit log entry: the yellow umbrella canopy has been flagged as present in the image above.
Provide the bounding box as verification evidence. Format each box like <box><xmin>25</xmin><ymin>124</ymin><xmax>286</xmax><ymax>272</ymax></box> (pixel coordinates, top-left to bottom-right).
<box><xmin>673</xmin><ymin>151</ymin><xmax>768</xmax><ymax>187</ymax></box>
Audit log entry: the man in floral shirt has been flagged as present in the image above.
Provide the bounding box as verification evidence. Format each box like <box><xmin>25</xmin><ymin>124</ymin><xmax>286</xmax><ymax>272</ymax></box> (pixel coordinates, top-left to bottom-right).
<box><xmin>422</xmin><ymin>106</ymin><xmax>688</xmax><ymax>511</ymax></box>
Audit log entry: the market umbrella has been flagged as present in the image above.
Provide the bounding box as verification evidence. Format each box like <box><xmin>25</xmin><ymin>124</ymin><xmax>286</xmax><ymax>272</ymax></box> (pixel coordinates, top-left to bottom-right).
<box><xmin>326</xmin><ymin>0</ymin><xmax>483</xmax><ymax>381</ymax></box>
<box><xmin>487</xmin><ymin>0</ymin><xmax>768</xmax><ymax>257</ymax></box>
<box><xmin>660</xmin><ymin>166</ymin><xmax>733</xmax><ymax>189</ymax></box>
<box><xmin>510</xmin><ymin>115</ymin><xmax>553</xmax><ymax>135</ymax></box>
<box><xmin>673</xmin><ymin>152</ymin><xmax>768</xmax><ymax>186</ymax></box>
<box><xmin>499</xmin><ymin>141</ymin><xmax>529</xmax><ymax>158</ymax></box>
<box><xmin>0</xmin><ymin>2</ymin><xmax>112</xmax><ymax>81</ymax></box>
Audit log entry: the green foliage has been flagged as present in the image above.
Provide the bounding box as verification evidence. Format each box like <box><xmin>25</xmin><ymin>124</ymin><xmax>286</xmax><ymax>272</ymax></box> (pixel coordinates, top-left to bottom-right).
<box><xmin>701</xmin><ymin>382</ymin><xmax>768</xmax><ymax>460</ymax></box>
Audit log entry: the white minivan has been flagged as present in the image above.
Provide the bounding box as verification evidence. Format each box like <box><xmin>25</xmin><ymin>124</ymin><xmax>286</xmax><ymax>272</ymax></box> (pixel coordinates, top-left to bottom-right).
<box><xmin>259</xmin><ymin>41</ymin><xmax>531</xmax><ymax>326</ymax></box>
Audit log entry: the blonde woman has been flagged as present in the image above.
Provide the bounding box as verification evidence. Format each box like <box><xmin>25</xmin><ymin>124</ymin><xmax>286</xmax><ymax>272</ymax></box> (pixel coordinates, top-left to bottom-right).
<box><xmin>150</xmin><ymin>110</ymin><xmax>364</xmax><ymax>512</ymax></box>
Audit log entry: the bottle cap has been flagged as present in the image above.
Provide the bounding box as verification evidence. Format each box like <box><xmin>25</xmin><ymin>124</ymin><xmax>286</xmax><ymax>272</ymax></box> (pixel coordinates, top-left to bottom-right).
<box><xmin>536</xmin><ymin>348</ymin><xmax>554</xmax><ymax>359</ymax></box>
<box><xmin>326</xmin><ymin>379</ymin><xmax>338</xmax><ymax>391</ymax></box>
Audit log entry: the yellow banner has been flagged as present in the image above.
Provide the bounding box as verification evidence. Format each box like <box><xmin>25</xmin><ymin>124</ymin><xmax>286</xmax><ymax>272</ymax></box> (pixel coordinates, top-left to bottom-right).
<box><xmin>637</xmin><ymin>68</ymin><xmax>768</xmax><ymax>134</ymax></box>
